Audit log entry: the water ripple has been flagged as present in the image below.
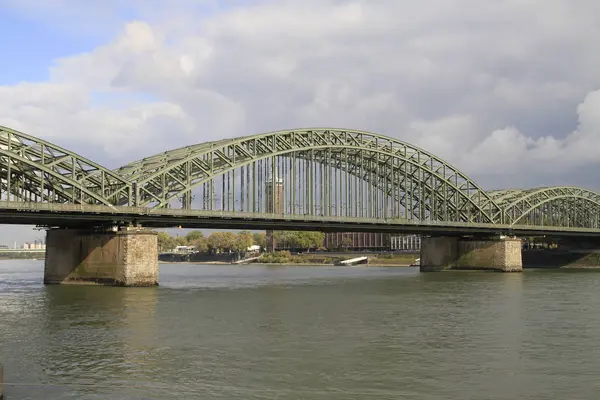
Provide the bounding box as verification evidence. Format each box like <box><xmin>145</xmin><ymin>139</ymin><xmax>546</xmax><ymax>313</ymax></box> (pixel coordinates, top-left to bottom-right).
<box><xmin>1</xmin><ymin>261</ymin><xmax>600</xmax><ymax>398</ymax></box>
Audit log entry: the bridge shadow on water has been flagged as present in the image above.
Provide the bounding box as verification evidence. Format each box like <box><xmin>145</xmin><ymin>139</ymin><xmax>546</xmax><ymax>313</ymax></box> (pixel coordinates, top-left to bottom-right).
<box><xmin>522</xmin><ymin>248</ymin><xmax>600</xmax><ymax>269</ymax></box>
<box><xmin>34</xmin><ymin>285</ymin><xmax>160</xmax><ymax>395</ymax></box>
<box><xmin>44</xmin><ymin>231</ymin><xmax>122</xmax><ymax>286</ymax></box>
<box><xmin>7</xmin><ymin>262</ymin><xmax>600</xmax><ymax>398</ymax></box>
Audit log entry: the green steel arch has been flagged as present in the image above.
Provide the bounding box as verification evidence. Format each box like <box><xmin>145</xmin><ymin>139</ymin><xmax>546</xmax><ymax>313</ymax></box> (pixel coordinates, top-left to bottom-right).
<box><xmin>488</xmin><ymin>186</ymin><xmax>600</xmax><ymax>228</ymax></box>
<box><xmin>114</xmin><ymin>137</ymin><xmax>235</xmax><ymax>180</ymax></box>
<box><xmin>3</xmin><ymin>124</ymin><xmax>600</xmax><ymax>231</ymax></box>
<box><xmin>116</xmin><ymin>128</ymin><xmax>505</xmax><ymax>224</ymax></box>
<box><xmin>0</xmin><ymin>126</ymin><xmax>133</xmax><ymax>206</ymax></box>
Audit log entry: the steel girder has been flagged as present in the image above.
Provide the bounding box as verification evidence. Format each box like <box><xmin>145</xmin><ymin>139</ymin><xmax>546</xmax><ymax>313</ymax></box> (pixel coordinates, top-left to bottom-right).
<box><xmin>114</xmin><ymin>138</ymin><xmax>235</xmax><ymax>180</ymax></box>
<box><xmin>116</xmin><ymin>128</ymin><xmax>504</xmax><ymax>224</ymax></box>
<box><xmin>488</xmin><ymin>186</ymin><xmax>600</xmax><ymax>228</ymax></box>
<box><xmin>4</xmin><ymin>124</ymin><xmax>600</xmax><ymax>231</ymax></box>
<box><xmin>0</xmin><ymin>126</ymin><xmax>133</xmax><ymax>206</ymax></box>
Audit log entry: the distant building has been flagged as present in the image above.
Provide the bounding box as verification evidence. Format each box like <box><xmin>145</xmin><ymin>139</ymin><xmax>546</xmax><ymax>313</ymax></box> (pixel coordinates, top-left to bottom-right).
<box><xmin>323</xmin><ymin>232</ymin><xmax>391</xmax><ymax>251</ymax></box>
<box><xmin>275</xmin><ymin>232</ymin><xmax>423</xmax><ymax>252</ymax></box>
<box><xmin>265</xmin><ymin>177</ymin><xmax>284</xmax><ymax>252</ymax></box>
<box><xmin>265</xmin><ymin>177</ymin><xmax>284</xmax><ymax>214</ymax></box>
<box><xmin>22</xmin><ymin>240</ymin><xmax>46</xmax><ymax>250</ymax></box>
<box><xmin>390</xmin><ymin>235</ymin><xmax>421</xmax><ymax>251</ymax></box>
<box><xmin>173</xmin><ymin>245</ymin><xmax>195</xmax><ymax>253</ymax></box>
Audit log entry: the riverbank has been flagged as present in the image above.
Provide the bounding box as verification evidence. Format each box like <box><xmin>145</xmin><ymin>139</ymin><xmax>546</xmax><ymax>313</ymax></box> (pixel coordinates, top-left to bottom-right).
<box><xmin>522</xmin><ymin>249</ymin><xmax>600</xmax><ymax>268</ymax></box>
<box><xmin>160</xmin><ymin>261</ymin><xmax>231</xmax><ymax>265</ymax></box>
<box><xmin>0</xmin><ymin>250</ymin><xmax>45</xmax><ymax>260</ymax></box>
<box><xmin>159</xmin><ymin>252</ymin><xmax>419</xmax><ymax>266</ymax></box>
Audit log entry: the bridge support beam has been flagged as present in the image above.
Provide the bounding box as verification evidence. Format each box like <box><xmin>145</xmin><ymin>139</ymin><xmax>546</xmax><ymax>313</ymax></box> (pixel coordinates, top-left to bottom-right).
<box><xmin>44</xmin><ymin>227</ymin><xmax>159</xmax><ymax>286</ymax></box>
<box><xmin>420</xmin><ymin>236</ymin><xmax>522</xmax><ymax>272</ymax></box>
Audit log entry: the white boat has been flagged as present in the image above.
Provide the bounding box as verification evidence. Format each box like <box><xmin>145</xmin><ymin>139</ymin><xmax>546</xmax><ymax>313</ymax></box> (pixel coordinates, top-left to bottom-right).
<box><xmin>409</xmin><ymin>258</ymin><xmax>420</xmax><ymax>266</ymax></box>
<box><xmin>335</xmin><ymin>256</ymin><xmax>369</xmax><ymax>266</ymax></box>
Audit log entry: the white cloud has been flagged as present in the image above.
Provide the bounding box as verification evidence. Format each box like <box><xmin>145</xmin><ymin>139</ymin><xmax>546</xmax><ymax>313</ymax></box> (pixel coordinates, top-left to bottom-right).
<box><xmin>0</xmin><ymin>80</ymin><xmax>193</xmax><ymax>162</ymax></box>
<box><xmin>1</xmin><ymin>0</ymin><xmax>600</xmax><ymax>182</ymax></box>
<box><xmin>458</xmin><ymin>89</ymin><xmax>600</xmax><ymax>181</ymax></box>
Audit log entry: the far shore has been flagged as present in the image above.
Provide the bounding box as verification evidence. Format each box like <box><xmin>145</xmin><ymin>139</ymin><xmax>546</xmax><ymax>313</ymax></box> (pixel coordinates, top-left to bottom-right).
<box><xmin>0</xmin><ymin>258</ymin><xmax>414</xmax><ymax>266</ymax></box>
<box><xmin>159</xmin><ymin>261</ymin><xmax>415</xmax><ymax>267</ymax></box>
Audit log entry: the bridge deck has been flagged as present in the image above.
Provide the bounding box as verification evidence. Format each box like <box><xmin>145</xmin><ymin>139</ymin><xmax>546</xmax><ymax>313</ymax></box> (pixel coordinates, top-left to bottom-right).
<box><xmin>1</xmin><ymin>126</ymin><xmax>599</xmax><ymax>237</ymax></box>
<box><xmin>1</xmin><ymin>201</ymin><xmax>599</xmax><ymax>237</ymax></box>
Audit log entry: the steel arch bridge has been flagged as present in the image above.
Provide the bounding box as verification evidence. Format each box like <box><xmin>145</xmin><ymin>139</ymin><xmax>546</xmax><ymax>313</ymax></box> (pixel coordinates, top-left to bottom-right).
<box><xmin>0</xmin><ymin>125</ymin><xmax>599</xmax><ymax>234</ymax></box>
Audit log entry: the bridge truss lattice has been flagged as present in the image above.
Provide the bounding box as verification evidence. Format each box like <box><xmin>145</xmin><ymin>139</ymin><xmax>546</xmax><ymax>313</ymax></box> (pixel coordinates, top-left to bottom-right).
<box><xmin>2</xmin><ymin>125</ymin><xmax>599</xmax><ymax>230</ymax></box>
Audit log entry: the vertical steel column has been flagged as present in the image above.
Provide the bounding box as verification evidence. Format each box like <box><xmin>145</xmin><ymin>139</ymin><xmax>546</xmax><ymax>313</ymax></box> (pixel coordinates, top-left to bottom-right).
<box><xmin>6</xmin><ymin>133</ymin><xmax>11</xmax><ymax>202</ymax></box>
<box><xmin>40</xmin><ymin>146</ymin><xmax>46</xmax><ymax>202</ymax></box>
<box><xmin>377</xmin><ymin>152</ymin><xmax>381</xmax><ymax>219</ymax></box>
<box><xmin>391</xmin><ymin>158</ymin><xmax>396</xmax><ymax>219</ymax></box>
<box><xmin>221</xmin><ymin>172</ymin><xmax>225</xmax><ymax>211</ymax></box>
<box><xmin>344</xmin><ymin>149</ymin><xmax>348</xmax><ymax>218</ymax></box>
<box><xmin>271</xmin><ymin>153</ymin><xmax>276</xmax><ymax>215</ymax></box>
<box><xmin>359</xmin><ymin>150</ymin><xmax>363</xmax><ymax>218</ymax></box>
<box><xmin>258</xmin><ymin>159</ymin><xmax>262</xmax><ymax>213</ymax></box>
<box><xmin>292</xmin><ymin>152</ymin><xmax>296</xmax><ymax>215</ymax></box>
<box><xmin>321</xmin><ymin>152</ymin><xmax>325</xmax><ymax>216</ymax></box>
<box><xmin>252</xmin><ymin>160</ymin><xmax>256</xmax><ymax>213</ymax></box>
<box><xmin>284</xmin><ymin>155</ymin><xmax>287</xmax><ymax>215</ymax></box>
<box><xmin>240</xmin><ymin>165</ymin><xmax>244</xmax><ymax>212</ymax></box>
<box><xmin>368</xmin><ymin>157</ymin><xmax>373</xmax><ymax>218</ymax></box>
<box><xmin>442</xmin><ymin>165</ymin><xmax>447</xmax><ymax>221</ymax></box>
<box><xmin>309</xmin><ymin>149</ymin><xmax>314</xmax><ymax>215</ymax></box>
<box><xmin>354</xmin><ymin>153</ymin><xmax>358</xmax><ymax>218</ymax></box>
<box><xmin>328</xmin><ymin>150</ymin><xmax>332</xmax><ymax>217</ymax></box>
<box><xmin>232</xmin><ymin>166</ymin><xmax>236</xmax><ymax>212</ymax></box>
<box><xmin>246</xmin><ymin>162</ymin><xmax>250</xmax><ymax>212</ymax></box>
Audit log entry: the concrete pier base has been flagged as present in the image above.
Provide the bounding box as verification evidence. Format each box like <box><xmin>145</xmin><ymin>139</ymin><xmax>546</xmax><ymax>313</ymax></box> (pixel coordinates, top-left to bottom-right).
<box><xmin>419</xmin><ymin>236</ymin><xmax>459</xmax><ymax>271</ymax></box>
<box><xmin>420</xmin><ymin>236</ymin><xmax>522</xmax><ymax>272</ymax></box>
<box><xmin>44</xmin><ymin>227</ymin><xmax>159</xmax><ymax>286</ymax></box>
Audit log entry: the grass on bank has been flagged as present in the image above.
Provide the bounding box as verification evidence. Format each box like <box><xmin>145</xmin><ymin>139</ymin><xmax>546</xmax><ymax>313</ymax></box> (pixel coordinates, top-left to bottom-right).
<box><xmin>258</xmin><ymin>251</ymin><xmax>418</xmax><ymax>266</ymax></box>
<box><xmin>370</xmin><ymin>253</ymin><xmax>418</xmax><ymax>265</ymax></box>
<box><xmin>259</xmin><ymin>251</ymin><xmax>341</xmax><ymax>265</ymax></box>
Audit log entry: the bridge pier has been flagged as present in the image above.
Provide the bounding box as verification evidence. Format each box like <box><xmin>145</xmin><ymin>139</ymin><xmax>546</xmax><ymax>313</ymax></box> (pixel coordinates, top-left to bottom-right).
<box><xmin>44</xmin><ymin>227</ymin><xmax>159</xmax><ymax>286</ymax></box>
<box><xmin>420</xmin><ymin>236</ymin><xmax>522</xmax><ymax>272</ymax></box>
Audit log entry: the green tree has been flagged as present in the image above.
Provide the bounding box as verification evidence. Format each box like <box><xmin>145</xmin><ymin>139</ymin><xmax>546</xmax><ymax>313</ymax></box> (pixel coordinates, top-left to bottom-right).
<box><xmin>208</xmin><ymin>232</ymin><xmax>237</xmax><ymax>253</ymax></box>
<box><xmin>295</xmin><ymin>232</ymin><xmax>312</xmax><ymax>250</ymax></box>
<box><xmin>303</xmin><ymin>231</ymin><xmax>325</xmax><ymax>250</ymax></box>
<box><xmin>174</xmin><ymin>236</ymin><xmax>188</xmax><ymax>247</ymax></box>
<box><xmin>236</xmin><ymin>231</ymin><xmax>254</xmax><ymax>252</ymax></box>
<box><xmin>186</xmin><ymin>230</ymin><xmax>205</xmax><ymax>243</ymax></box>
<box><xmin>340</xmin><ymin>236</ymin><xmax>353</xmax><ymax>250</ymax></box>
<box><xmin>273</xmin><ymin>231</ymin><xmax>287</xmax><ymax>247</ymax></box>
<box><xmin>253</xmin><ymin>232</ymin><xmax>267</xmax><ymax>249</ymax></box>
<box><xmin>273</xmin><ymin>231</ymin><xmax>324</xmax><ymax>251</ymax></box>
<box><xmin>192</xmin><ymin>236</ymin><xmax>209</xmax><ymax>253</ymax></box>
<box><xmin>157</xmin><ymin>232</ymin><xmax>176</xmax><ymax>252</ymax></box>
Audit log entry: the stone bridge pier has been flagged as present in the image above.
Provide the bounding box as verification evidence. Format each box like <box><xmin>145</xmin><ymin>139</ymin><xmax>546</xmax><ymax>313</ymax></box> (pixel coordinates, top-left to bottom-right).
<box><xmin>420</xmin><ymin>235</ymin><xmax>523</xmax><ymax>272</ymax></box>
<box><xmin>44</xmin><ymin>226</ymin><xmax>159</xmax><ymax>286</ymax></box>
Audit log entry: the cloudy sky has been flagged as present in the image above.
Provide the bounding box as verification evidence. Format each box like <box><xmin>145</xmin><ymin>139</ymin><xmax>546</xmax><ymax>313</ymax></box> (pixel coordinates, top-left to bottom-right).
<box><xmin>0</xmin><ymin>0</ymin><xmax>599</xmax><ymax>244</ymax></box>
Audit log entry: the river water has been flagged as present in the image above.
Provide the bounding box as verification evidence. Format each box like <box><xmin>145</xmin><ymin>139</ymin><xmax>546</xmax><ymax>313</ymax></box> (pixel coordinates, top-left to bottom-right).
<box><xmin>1</xmin><ymin>260</ymin><xmax>600</xmax><ymax>399</ymax></box>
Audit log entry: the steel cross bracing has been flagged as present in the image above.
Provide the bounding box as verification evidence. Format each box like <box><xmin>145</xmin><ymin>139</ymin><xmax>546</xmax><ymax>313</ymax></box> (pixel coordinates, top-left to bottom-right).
<box><xmin>487</xmin><ymin>186</ymin><xmax>600</xmax><ymax>229</ymax></box>
<box><xmin>0</xmin><ymin>126</ymin><xmax>133</xmax><ymax>206</ymax></box>
<box><xmin>116</xmin><ymin>129</ymin><xmax>503</xmax><ymax>224</ymax></box>
<box><xmin>2</xmin><ymin>125</ymin><xmax>600</xmax><ymax>233</ymax></box>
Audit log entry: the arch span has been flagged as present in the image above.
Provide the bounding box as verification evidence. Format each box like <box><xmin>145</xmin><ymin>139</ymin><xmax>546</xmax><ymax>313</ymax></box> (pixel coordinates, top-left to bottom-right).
<box><xmin>0</xmin><ymin>126</ymin><xmax>133</xmax><ymax>206</ymax></box>
<box><xmin>3</xmin><ymin>124</ymin><xmax>600</xmax><ymax>231</ymax></box>
<box><xmin>116</xmin><ymin>128</ymin><xmax>504</xmax><ymax>224</ymax></box>
<box><xmin>488</xmin><ymin>186</ymin><xmax>600</xmax><ymax>228</ymax></box>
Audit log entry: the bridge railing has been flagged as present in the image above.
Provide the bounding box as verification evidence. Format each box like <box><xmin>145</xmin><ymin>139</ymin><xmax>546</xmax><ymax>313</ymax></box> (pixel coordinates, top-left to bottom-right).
<box><xmin>2</xmin><ymin>200</ymin><xmax>600</xmax><ymax>235</ymax></box>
